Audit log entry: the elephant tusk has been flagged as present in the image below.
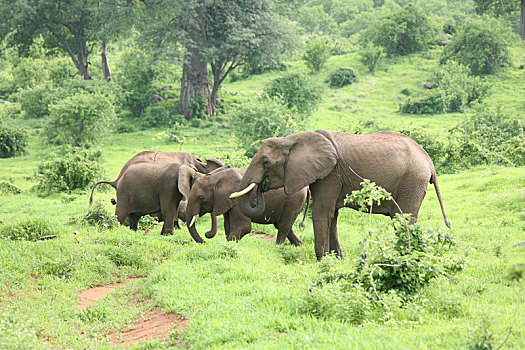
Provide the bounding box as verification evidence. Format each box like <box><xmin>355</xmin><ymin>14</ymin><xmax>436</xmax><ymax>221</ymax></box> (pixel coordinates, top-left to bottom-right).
<box><xmin>188</xmin><ymin>215</ymin><xmax>196</xmax><ymax>227</ymax></box>
<box><xmin>229</xmin><ymin>183</ymin><xmax>256</xmax><ymax>198</ymax></box>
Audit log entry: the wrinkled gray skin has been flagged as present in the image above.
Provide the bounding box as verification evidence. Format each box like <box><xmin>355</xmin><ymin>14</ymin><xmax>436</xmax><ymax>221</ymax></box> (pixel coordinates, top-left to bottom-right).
<box><xmin>234</xmin><ymin>130</ymin><xmax>450</xmax><ymax>260</ymax></box>
<box><xmin>179</xmin><ymin>166</ymin><xmax>308</xmax><ymax>245</ymax></box>
<box><xmin>90</xmin><ymin>151</ymin><xmax>223</xmax><ymax>234</ymax></box>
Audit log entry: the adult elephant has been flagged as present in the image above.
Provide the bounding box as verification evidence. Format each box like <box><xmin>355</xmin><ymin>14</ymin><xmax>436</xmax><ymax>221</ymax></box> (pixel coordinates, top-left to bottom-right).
<box><xmin>179</xmin><ymin>166</ymin><xmax>309</xmax><ymax>245</ymax></box>
<box><xmin>230</xmin><ymin>129</ymin><xmax>450</xmax><ymax>260</ymax></box>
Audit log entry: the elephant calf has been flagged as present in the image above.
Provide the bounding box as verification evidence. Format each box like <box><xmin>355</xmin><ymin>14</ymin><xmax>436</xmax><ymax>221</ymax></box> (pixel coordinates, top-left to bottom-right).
<box><xmin>178</xmin><ymin>166</ymin><xmax>309</xmax><ymax>245</ymax></box>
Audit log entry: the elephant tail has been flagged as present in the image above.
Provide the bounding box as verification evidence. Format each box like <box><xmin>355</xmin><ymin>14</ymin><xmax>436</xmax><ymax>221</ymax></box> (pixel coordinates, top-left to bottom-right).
<box><xmin>299</xmin><ymin>188</ymin><xmax>311</xmax><ymax>230</ymax></box>
<box><xmin>430</xmin><ymin>172</ymin><xmax>451</xmax><ymax>228</ymax></box>
<box><xmin>89</xmin><ymin>180</ymin><xmax>117</xmax><ymax>207</ymax></box>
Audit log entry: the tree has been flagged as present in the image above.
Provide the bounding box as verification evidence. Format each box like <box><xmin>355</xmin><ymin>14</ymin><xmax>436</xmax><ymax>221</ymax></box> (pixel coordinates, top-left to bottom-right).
<box><xmin>139</xmin><ymin>0</ymin><xmax>295</xmax><ymax>119</ymax></box>
<box><xmin>473</xmin><ymin>0</ymin><xmax>525</xmax><ymax>41</ymax></box>
<box><xmin>0</xmin><ymin>0</ymin><xmax>133</xmax><ymax>80</ymax></box>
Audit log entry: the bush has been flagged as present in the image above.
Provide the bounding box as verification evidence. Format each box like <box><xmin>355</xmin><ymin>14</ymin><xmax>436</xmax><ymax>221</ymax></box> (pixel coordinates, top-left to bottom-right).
<box><xmin>44</xmin><ymin>92</ymin><xmax>116</xmax><ymax>147</ymax></box>
<box><xmin>143</xmin><ymin>99</ymin><xmax>182</xmax><ymax>128</ymax></box>
<box><xmin>362</xmin><ymin>4</ymin><xmax>437</xmax><ymax>56</ymax></box>
<box><xmin>264</xmin><ymin>72</ymin><xmax>323</xmax><ymax>116</ymax></box>
<box><xmin>1</xmin><ymin>218</ymin><xmax>59</xmax><ymax>241</ymax></box>
<box><xmin>433</xmin><ymin>61</ymin><xmax>489</xmax><ymax>112</ymax></box>
<box><xmin>12</xmin><ymin>84</ymin><xmax>52</xmax><ymax>119</ymax></box>
<box><xmin>229</xmin><ymin>99</ymin><xmax>297</xmax><ymax>157</ymax></box>
<box><xmin>440</xmin><ymin>16</ymin><xmax>511</xmax><ymax>75</ymax></box>
<box><xmin>303</xmin><ymin>35</ymin><xmax>332</xmax><ymax>72</ymax></box>
<box><xmin>70</xmin><ymin>200</ymin><xmax>119</xmax><ymax>229</ymax></box>
<box><xmin>399</xmin><ymin>93</ymin><xmax>443</xmax><ymax>114</ymax></box>
<box><xmin>326</xmin><ymin>68</ymin><xmax>358</xmax><ymax>88</ymax></box>
<box><xmin>33</xmin><ymin>148</ymin><xmax>104</xmax><ymax>195</ymax></box>
<box><xmin>359</xmin><ymin>43</ymin><xmax>385</xmax><ymax>73</ymax></box>
<box><xmin>0</xmin><ymin>124</ymin><xmax>28</xmax><ymax>158</ymax></box>
<box><xmin>116</xmin><ymin>49</ymin><xmax>158</xmax><ymax>118</ymax></box>
<box><xmin>0</xmin><ymin>182</ymin><xmax>22</xmax><ymax>195</ymax></box>
<box><xmin>0</xmin><ymin>102</ymin><xmax>24</xmax><ymax>121</ymax></box>
<box><xmin>447</xmin><ymin>109</ymin><xmax>525</xmax><ymax>168</ymax></box>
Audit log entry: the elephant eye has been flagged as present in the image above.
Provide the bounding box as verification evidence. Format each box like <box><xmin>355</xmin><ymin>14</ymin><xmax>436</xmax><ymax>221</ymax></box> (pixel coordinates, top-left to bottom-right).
<box><xmin>198</xmin><ymin>195</ymin><xmax>205</xmax><ymax>200</ymax></box>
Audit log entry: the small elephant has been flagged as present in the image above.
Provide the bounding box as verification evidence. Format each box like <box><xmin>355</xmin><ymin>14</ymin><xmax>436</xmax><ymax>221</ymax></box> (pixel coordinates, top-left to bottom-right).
<box><xmin>179</xmin><ymin>166</ymin><xmax>309</xmax><ymax>245</ymax></box>
<box><xmin>89</xmin><ymin>151</ymin><xmax>223</xmax><ymax>232</ymax></box>
<box><xmin>230</xmin><ymin>130</ymin><xmax>450</xmax><ymax>260</ymax></box>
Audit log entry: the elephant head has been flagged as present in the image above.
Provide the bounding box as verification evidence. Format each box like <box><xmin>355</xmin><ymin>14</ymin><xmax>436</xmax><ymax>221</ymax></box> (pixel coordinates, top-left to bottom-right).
<box><xmin>179</xmin><ymin>167</ymin><xmax>233</xmax><ymax>243</ymax></box>
<box><xmin>178</xmin><ymin>165</ymin><xmax>218</xmax><ymax>243</ymax></box>
<box><xmin>230</xmin><ymin>131</ymin><xmax>338</xmax><ymax>218</ymax></box>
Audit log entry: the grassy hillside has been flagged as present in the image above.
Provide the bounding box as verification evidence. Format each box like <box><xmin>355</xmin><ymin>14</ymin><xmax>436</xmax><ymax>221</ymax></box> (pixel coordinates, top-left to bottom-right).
<box><xmin>1</xmin><ymin>41</ymin><xmax>524</xmax><ymax>350</ymax></box>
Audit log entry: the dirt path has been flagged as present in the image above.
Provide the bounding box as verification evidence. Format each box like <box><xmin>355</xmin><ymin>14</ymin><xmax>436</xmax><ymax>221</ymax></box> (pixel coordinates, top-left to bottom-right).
<box><xmin>253</xmin><ymin>232</ymin><xmax>275</xmax><ymax>242</ymax></box>
<box><xmin>76</xmin><ymin>278</ymin><xmax>187</xmax><ymax>347</ymax></box>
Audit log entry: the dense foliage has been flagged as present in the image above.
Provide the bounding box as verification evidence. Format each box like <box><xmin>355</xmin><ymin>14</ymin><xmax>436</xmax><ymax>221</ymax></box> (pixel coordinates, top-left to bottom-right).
<box><xmin>326</xmin><ymin>67</ymin><xmax>358</xmax><ymax>88</ymax></box>
<box><xmin>440</xmin><ymin>16</ymin><xmax>512</xmax><ymax>75</ymax></box>
<box><xmin>0</xmin><ymin>124</ymin><xmax>28</xmax><ymax>158</ymax></box>
<box><xmin>264</xmin><ymin>72</ymin><xmax>323</xmax><ymax>115</ymax></box>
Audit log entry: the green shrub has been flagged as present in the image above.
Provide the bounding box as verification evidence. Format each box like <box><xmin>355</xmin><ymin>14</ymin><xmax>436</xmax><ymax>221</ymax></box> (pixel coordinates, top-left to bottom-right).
<box><xmin>440</xmin><ymin>16</ymin><xmax>511</xmax><ymax>75</ymax></box>
<box><xmin>0</xmin><ymin>181</ymin><xmax>22</xmax><ymax>195</ymax></box>
<box><xmin>44</xmin><ymin>92</ymin><xmax>116</xmax><ymax>147</ymax></box>
<box><xmin>0</xmin><ymin>124</ymin><xmax>28</xmax><ymax>158</ymax></box>
<box><xmin>447</xmin><ymin>109</ymin><xmax>525</xmax><ymax>168</ymax></box>
<box><xmin>264</xmin><ymin>72</ymin><xmax>323</xmax><ymax>116</ymax></box>
<box><xmin>359</xmin><ymin>43</ymin><xmax>385</xmax><ymax>73</ymax></box>
<box><xmin>326</xmin><ymin>67</ymin><xmax>358</xmax><ymax>88</ymax></box>
<box><xmin>187</xmin><ymin>94</ymin><xmax>208</xmax><ymax>120</ymax></box>
<box><xmin>71</xmin><ymin>200</ymin><xmax>119</xmax><ymax>229</ymax></box>
<box><xmin>0</xmin><ymin>102</ymin><xmax>24</xmax><ymax>121</ymax></box>
<box><xmin>229</xmin><ymin>99</ymin><xmax>297</xmax><ymax>157</ymax></box>
<box><xmin>1</xmin><ymin>217</ymin><xmax>59</xmax><ymax>241</ymax></box>
<box><xmin>433</xmin><ymin>61</ymin><xmax>489</xmax><ymax>112</ymax></box>
<box><xmin>116</xmin><ymin>49</ymin><xmax>157</xmax><ymax>118</ymax></box>
<box><xmin>143</xmin><ymin>99</ymin><xmax>182</xmax><ymax>128</ymax></box>
<box><xmin>33</xmin><ymin>148</ymin><xmax>104</xmax><ymax>195</ymax></box>
<box><xmin>303</xmin><ymin>35</ymin><xmax>331</xmax><ymax>72</ymax></box>
<box><xmin>362</xmin><ymin>4</ymin><xmax>436</xmax><ymax>56</ymax></box>
<box><xmin>399</xmin><ymin>93</ymin><xmax>443</xmax><ymax>114</ymax></box>
<box><xmin>214</xmin><ymin>136</ymin><xmax>251</xmax><ymax>168</ymax></box>
<box><xmin>12</xmin><ymin>84</ymin><xmax>52</xmax><ymax>119</ymax></box>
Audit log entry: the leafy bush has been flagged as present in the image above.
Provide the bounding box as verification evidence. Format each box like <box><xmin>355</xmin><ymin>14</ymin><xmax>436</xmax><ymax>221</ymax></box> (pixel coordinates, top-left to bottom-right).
<box><xmin>359</xmin><ymin>43</ymin><xmax>385</xmax><ymax>73</ymax></box>
<box><xmin>187</xmin><ymin>94</ymin><xmax>207</xmax><ymax>120</ymax></box>
<box><xmin>12</xmin><ymin>84</ymin><xmax>52</xmax><ymax>119</ymax></box>
<box><xmin>399</xmin><ymin>93</ymin><xmax>443</xmax><ymax>114</ymax></box>
<box><xmin>0</xmin><ymin>124</ymin><xmax>28</xmax><ymax>158</ymax></box>
<box><xmin>303</xmin><ymin>35</ymin><xmax>331</xmax><ymax>72</ymax></box>
<box><xmin>33</xmin><ymin>148</ymin><xmax>104</xmax><ymax>195</ymax></box>
<box><xmin>447</xmin><ymin>109</ymin><xmax>525</xmax><ymax>168</ymax></box>
<box><xmin>143</xmin><ymin>98</ymin><xmax>183</xmax><ymax>128</ymax></box>
<box><xmin>70</xmin><ymin>200</ymin><xmax>119</xmax><ymax>229</ymax></box>
<box><xmin>264</xmin><ymin>72</ymin><xmax>323</xmax><ymax>116</ymax></box>
<box><xmin>0</xmin><ymin>102</ymin><xmax>24</xmax><ymax>121</ymax></box>
<box><xmin>214</xmin><ymin>136</ymin><xmax>251</xmax><ymax>168</ymax></box>
<box><xmin>433</xmin><ymin>61</ymin><xmax>489</xmax><ymax>112</ymax></box>
<box><xmin>0</xmin><ymin>181</ymin><xmax>22</xmax><ymax>195</ymax></box>
<box><xmin>362</xmin><ymin>4</ymin><xmax>436</xmax><ymax>56</ymax></box>
<box><xmin>1</xmin><ymin>218</ymin><xmax>59</xmax><ymax>241</ymax></box>
<box><xmin>440</xmin><ymin>16</ymin><xmax>511</xmax><ymax>75</ymax></box>
<box><xmin>44</xmin><ymin>92</ymin><xmax>116</xmax><ymax>146</ymax></box>
<box><xmin>229</xmin><ymin>99</ymin><xmax>297</xmax><ymax>157</ymax></box>
<box><xmin>326</xmin><ymin>67</ymin><xmax>358</xmax><ymax>88</ymax></box>
<box><xmin>116</xmin><ymin>49</ymin><xmax>158</xmax><ymax>118</ymax></box>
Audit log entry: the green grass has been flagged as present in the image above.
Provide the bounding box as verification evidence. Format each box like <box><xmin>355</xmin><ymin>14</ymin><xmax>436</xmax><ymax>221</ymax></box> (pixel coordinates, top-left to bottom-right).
<box><xmin>1</xmin><ymin>43</ymin><xmax>524</xmax><ymax>349</ymax></box>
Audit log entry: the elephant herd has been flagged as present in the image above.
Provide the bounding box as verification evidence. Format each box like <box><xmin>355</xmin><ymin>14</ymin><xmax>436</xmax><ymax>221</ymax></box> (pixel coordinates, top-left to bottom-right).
<box><xmin>90</xmin><ymin>129</ymin><xmax>451</xmax><ymax>260</ymax></box>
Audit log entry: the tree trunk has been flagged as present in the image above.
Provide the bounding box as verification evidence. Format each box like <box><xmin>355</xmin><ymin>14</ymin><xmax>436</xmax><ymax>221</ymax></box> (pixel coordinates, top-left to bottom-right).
<box><xmin>101</xmin><ymin>43</ymin><xmax>112</xmax><ymax>81</ymax></box>
<box><xmin>520</xmin><ymin>0</ymin><xmax>525</xmax><ymax>41</ymax></box>
<box><xmin>179</xmin><ymin>1</ymin><xmax>214</xmax><ymax>119</ymax></box>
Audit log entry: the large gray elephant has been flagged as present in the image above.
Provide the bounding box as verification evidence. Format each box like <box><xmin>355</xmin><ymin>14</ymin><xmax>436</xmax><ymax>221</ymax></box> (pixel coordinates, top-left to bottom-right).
<box><xmin>230</xmin><ymin>129</ymin><xmax>450</xmax><ymax>260</ymax></box>
<box><xmin>89</xmin><ymin>151</ymin><xmax>223</xmax><ymax>234</ymax></box>
<box><xmin>179</xmin><ymin>166</ymin><xmax>309</xmax><ymax>245</ymax></box>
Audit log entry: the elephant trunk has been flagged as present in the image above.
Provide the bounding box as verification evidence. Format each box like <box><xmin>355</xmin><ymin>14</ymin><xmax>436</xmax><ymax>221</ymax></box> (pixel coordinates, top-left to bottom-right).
<box><xmin>237</xmin><ymin>182</ymin><xmax>265</xmax><ymax>218</ymax></box>
<box><xmin>205</xmin><ymin>214</ymin><xmax>218</xmax><ymax>239</ymax></box>
<box><xmin>187</xmin><ymin>216</ymin><xmax>205</xmax><ymax>244</ymax></box>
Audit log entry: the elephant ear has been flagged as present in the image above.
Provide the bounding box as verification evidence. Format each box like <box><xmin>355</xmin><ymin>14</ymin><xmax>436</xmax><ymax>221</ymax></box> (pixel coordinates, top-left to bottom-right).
<box><xmin>212</xmin><ymin>170</ymin><xmax>241</xmax><ymax>216</ymax></box>
<box><xmin>205</xmin><ymin>158</ymin><xmax>225</xmax><ymax>172</ymax></box>
<box><xmin>178</xmin><ymin>165</ymin><xmax>197</xmax><ymax>199</ymax></box>
<box><xmin>284</xmin><ymin>131</ymin><xmax>338</xmax><ymax>194</ymax></box>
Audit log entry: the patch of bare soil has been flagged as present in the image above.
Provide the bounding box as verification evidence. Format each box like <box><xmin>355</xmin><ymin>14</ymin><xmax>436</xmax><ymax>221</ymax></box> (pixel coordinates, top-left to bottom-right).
<box><xmin>109</xmin><ymin>309</ymin><xmax>187</xmax><ymax>347</ymax></box>
<box><xmin>76</xmin><ymin>277</ymin><xmax>143</xmax><ymax>310</ymax></box>
<box><xmin>253</xmin><ymin>232</ymin><xmax>275</xmax><ymax>242</ymax></box>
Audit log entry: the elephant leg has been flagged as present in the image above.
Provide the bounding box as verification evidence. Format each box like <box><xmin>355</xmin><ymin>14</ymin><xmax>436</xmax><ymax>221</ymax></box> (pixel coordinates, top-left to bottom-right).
<box><xmin>128</xmin><ymin>214</ymin><xmax>141</xmax><ymax>231</ymax></box>
<box><xmin>393</xmin><ymin>179</ymin><xmax>428</xmax><ymax>225</ymax></box>
<box><xmin>275</xmin><ymin>227</ymin><xmax>288</xmax><ymax>244</ymax></box>
<box><xmin>329</xmin><ymin>209</ymin><xmax>342</xmax><ymax>258</ymax></box>
<box><xmin>310</xmin><ymin>181</ymin><xmax>340</xmax><ymax>260</ymax></box>
<box><xmin>160</xmin><ymin>204</ymin><xmax>178</xmax><ymax>236</ymax></box>
<box><xmin>286</xmin><ymin>229</ymin><xmax>304</xmax><ymax>246</ymax></box>
<box><xmin>226</xmin><ymin>207</ymin><xmax>251</xmax><ymax>241</ymax></box>
<box><xmin>224</xmin><ymin>212</ymin><xmax>231</xmax><ymax>239</ymax></box>
<box><xmin>115</xmin><ymin>204</ymin><xmax>128</xmax><ymax>226</ymax></box>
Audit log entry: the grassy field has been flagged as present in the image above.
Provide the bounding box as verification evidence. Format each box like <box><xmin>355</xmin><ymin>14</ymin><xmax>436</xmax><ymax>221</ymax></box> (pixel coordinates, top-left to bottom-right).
<box><xmin>1</xmin><ymin>44</ymin><xmax>524</xmax><ymax>349</ymax></box>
